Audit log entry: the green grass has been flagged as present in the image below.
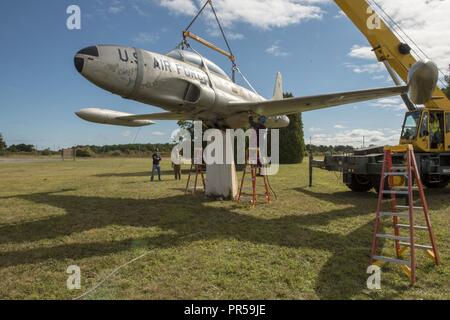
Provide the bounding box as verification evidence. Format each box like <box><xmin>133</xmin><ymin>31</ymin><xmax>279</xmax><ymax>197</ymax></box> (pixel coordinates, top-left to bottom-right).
<box><xmin>0</xmin><ymin>158</ymin><xmax>448</xmax><ymax>300</ymax></box>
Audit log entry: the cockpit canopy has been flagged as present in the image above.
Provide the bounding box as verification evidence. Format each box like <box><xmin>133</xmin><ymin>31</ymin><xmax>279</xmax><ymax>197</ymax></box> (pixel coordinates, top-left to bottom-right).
<box><xmin>166</xmin><ymin>49</ymin><xmax>230</xmax><ymax>79</ymax></box>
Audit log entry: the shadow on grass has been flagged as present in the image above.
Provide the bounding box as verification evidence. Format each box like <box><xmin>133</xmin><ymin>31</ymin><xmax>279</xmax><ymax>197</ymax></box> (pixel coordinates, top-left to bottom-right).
<box><xmin>294</xmin><ymin>187</ymin><xmax>377</xmax><ymax>298</ymax></box>
<box><xmin>3</xmin><ymin>185</ymin><xmax>446</xmax><ymax>299</ymax></box>
<box><xmin>295</xmin><ymin>186</ymin><xmax>448</xmax><ymax>298</ymax></box>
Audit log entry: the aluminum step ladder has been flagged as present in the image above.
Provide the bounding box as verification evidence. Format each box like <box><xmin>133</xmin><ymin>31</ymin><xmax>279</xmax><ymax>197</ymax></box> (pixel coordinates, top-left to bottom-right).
<box><xmin>185</xmin><ymin>164</ymin><xmax>206</xmax><ymax>194</ymax></box>
<box><xmin>236</xmin><ymin>148</ymin><xmax>271</xmax><ymax>207</ymax></box>
<box><xmin>370</xmin><ymin>144</ymin><xmax>440</xmax><ymax>285</ymax></box>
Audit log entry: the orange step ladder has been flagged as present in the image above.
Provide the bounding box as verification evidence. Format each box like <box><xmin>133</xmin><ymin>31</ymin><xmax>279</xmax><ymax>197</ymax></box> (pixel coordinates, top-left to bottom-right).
<box><xmin>370</xmin><ymin>145</ymin><xmax>440</xmax><ymax>284</ymax></box>
<box><xmin>185</xmin><ymin>164</ymin><xmax>206</xmax><ymax>194</ymax></box>
<box><xmin>236</xmin><ymin>148</ymin><xmax>271</xmax><ymax>206</ymax></box>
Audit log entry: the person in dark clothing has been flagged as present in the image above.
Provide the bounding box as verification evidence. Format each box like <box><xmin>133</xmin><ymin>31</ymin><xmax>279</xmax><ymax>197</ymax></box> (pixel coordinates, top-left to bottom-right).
<box><xmin>248</xmin><ymin>112</ymin><xmax>267</xmax><ymax>146</ymax></box>
<box><xmin>249</xmin><ymin>112</ymin><xmax>267</xmax><ymax>132</ymax></box>
<box><xmin>151</xmin><ymin>149</ymin><xmax>162</xmax><ymax>181</ymax></box>
<box><xmin>172</xmin><ymin>161</ymin><xmax>182</xmax><ymax>180</ymax></box>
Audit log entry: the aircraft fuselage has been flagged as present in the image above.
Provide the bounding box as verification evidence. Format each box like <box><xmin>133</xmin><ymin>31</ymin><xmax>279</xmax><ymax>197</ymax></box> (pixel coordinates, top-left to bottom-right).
<box><xmin>75</xmin><ymin>45</ymin><xmax>289</xmax><ymax>129</ymax></box>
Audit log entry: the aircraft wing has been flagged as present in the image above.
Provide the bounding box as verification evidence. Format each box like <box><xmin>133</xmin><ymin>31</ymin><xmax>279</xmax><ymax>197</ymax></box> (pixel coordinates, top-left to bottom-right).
<box><xmin>228</xmin><ymin>85</ymin><xmax>408</xmax><ymax>116</ymax></box>
<box><xmin>117</xmin><ymin>112</ymin><xmax>193</xmax><ymax>121</ymax></box>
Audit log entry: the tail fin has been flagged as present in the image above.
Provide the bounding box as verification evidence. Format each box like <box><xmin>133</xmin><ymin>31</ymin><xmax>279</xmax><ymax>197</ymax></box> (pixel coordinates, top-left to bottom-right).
<box><xmin>272</xmin><ymin>72</ymin><xmax>283</xmax><ymax>100</ymax></box>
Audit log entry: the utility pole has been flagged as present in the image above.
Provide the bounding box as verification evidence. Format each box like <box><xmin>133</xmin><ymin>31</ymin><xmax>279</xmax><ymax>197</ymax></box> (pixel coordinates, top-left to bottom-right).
<box><xmin>309</xmin><ymin>136</ymin><xmax>313</xmax><ymax>188</ymax></box>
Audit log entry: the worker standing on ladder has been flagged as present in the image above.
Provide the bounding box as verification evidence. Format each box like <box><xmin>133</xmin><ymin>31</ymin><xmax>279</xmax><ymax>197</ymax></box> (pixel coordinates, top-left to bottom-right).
<box><xmin>248</xmin><ymin>112</ymin><xmax>267</xmax><ymax>173</ymax></box>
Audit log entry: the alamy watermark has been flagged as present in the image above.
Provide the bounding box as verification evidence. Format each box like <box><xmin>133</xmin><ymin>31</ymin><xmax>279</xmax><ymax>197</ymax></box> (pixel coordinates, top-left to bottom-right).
<box><xmin>366</xmin><ymin>7</ymin><xmax>382</xmax><ymax>30</ymax></box>
<box><xmin>171</xmin><ymin>121</ymin><xmax>280</xmax><ymax>175</ymax></box>
<box><xmin>66</xmin><ymin>5</ymin><xmax>81</xmax><ymax>30</ymax></box>
<box><xmin>366</xmin><ymin>265</ymin><xmax>382</xmax><ymax>290</ymax></box>
<box><xmin>66</xmin><ymin>265</ymin><xmax>81</xmax><ymax>290</ymax></box>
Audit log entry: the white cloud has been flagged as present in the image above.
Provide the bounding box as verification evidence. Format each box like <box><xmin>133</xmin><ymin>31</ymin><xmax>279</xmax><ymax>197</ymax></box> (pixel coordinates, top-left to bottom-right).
<box><xmin>151</xmin><ymin>131</ymin><xmax>166</xmax><ymax>136</ymax></box>
<box><xmin>372</xmin><ymin>75</ymin><xmax>386</xmax><ymax>81</ymax></box>
<box><xmin>158</xmin><ymin>0</ymin><xmax>329</xmax><ymax>29</ymax></box>
<box><xmin>344</xmin><ymin>62</ymin><xmax>385</xmax><ymax>74</ymax></box>
<box><xmin>312</xmin><ymin>128</ymin><xmax>400</xmax><ymax>147</ymax></box>
<box><xmin>334</xmin><ymin>10</ymin><xmax>345</xmax><ymax>19</ymax></box>
<box><xmin>348</xmin><ymin>45</ymin><xmax>376</xmax><ymax>61</ymax></box>
<box><xmin>346</xmin><ymin>45</ymin><xmax>387</xmax><ymax>77</ymax></box>
<box><xmin>206</xmin><ymin>28</ymin><xmax>245</xmax><ymax>40</ymax></box>
<box><xmin>266</xmin><ymin>44</ymin><xmax>290</xmax><ymax>57</ymax></box>
<box><xmin>309</xmin><ymin>126</ymin><xmax>323</xmax><ymax>132</ymax></box>
<box><xmin>334</xmin><ymin>124</ymin><xmax>347</xmax><ymax>129</ymax></box>
<box><xmin>108</xmin><ymin>6</ymin><xmax>125</xmax><ymax>14</ymax></box>
<box><xmin>370</xmin><ymin>97</ymin><xmax>406</xmax><ymax>111</ymax></box>
<box><xmin>159</xmin><ymin>0</ymin><xmax>198</xmax><ymax>15</ymax></box>
<box><xmin>133</xmin><ymin>32</ymin><xmax>160</xmax><ymax>44</ymax></box>
<box><xmin>132</xmin><ymin>4</ymin><xmax>149</xmax><ymax>16</ymax></box>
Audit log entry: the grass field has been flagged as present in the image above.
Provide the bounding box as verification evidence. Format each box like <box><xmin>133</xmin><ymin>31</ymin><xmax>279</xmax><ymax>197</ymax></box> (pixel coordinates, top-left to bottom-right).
<box><xmin>0</xmin><ymin>157</ymin><xmax>448</xmax><ymax>300</ymax></box>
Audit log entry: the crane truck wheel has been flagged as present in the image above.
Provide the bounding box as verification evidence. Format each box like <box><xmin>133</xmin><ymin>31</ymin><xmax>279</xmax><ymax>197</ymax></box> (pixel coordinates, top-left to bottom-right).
<box><xmin>422</xmin><ymin>176</ymin><xmax>450</xmax><ymax>189</ymax></box>
<box><xmin>346</xmin><ymin>174</ymin><xmax>374</xmax><ymax>192</ymax></box>
<box><xmin>372</xmin><ymin>176</ymin><xmax>392</xmax><ymax>197</ymax></box>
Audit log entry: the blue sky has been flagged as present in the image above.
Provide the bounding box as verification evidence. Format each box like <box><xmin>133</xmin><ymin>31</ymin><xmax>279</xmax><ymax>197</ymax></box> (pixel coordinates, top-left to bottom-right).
<box><xmin>1</xmin><ymin>0</ymin><xmax>447</xmax><ymax>149</ymax></box>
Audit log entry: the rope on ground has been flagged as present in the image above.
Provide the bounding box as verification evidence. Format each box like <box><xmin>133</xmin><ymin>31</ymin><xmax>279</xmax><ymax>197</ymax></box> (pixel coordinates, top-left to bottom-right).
<box><xmin>72</xmin><ymin>231</ymin><xmax>205</xmax><ymax>300</ymax></box>
<box><xmin>72</xmin><ymin>251</ymin><xmax>150</xmax><ymax>300</ymax></box>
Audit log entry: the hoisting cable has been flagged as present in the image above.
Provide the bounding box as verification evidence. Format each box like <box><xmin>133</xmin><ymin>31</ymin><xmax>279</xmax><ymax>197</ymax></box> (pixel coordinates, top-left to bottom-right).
<box><xmin>186</xmin><ymin>42</ymin><xmax>216</xmax><ymax>90</ymax></box>
<box><xmin>234</xmin><ymin>66</ymin><xmax>259</xmax><ymax>94</ymax></box>
<box><xmin>208</xmin><ymin>1</ymin><xmax>236</xmax><ymax>67</ymax></box>
<box><xmin>181</xmin><ymin>0</ymin><xmax>238</xmax><ymax>82</ymax></box>
<box><xmin>184</xmin><ymin>0</ymin><xmax>211</xmax><ymax>33</ymax></box>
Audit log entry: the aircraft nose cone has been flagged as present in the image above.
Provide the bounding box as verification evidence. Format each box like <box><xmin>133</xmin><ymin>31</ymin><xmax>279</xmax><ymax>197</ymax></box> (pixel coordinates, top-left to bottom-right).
<box><xmin>74</xmin><ymin>46</ymin><xmax>99</xmax><ymax>73</ymax></box>
<box><xmin>74</xmin><ymin>57</ymin><xmax>84</xmax><ymax>73</ymax></box>
<box><xmin>77</xmin><ymin>46</ymin><xmax>99</xmax><ymax>57</ymax></box>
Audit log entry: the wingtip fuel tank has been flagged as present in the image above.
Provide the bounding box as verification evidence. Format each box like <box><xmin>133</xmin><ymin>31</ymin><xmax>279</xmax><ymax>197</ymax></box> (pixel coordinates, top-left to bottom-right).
<box><xmin>408</xmin><ymin>61</ymin><xmax>439</xmax><ymax>105</ymax></box>
<box><xmin>75</xmin><ymin>108</ymin><xmax>154</xmax><ymax>127</ymax></box>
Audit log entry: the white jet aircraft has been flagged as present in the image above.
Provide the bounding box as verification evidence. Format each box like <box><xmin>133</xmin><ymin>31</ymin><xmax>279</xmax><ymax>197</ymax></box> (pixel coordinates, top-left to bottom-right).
<box><xmin>74</xmin><ymin>45</ymin><xmax>438</xmax><ymax>129</ymax></box>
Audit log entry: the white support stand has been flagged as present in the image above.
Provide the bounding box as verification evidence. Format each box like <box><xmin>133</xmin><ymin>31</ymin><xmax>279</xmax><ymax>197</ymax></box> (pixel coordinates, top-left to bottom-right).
<box><xmin>205</xmin><ymin>131</ymin><xmax>238</xmax><ymax>200</ymax></box>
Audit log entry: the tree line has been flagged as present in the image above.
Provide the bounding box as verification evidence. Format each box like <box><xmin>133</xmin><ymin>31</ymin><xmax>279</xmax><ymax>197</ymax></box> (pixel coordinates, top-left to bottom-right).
<box><xmin>74</xmin><ymin>143</ymin><xmax>175</xmax><ymax>157</ymax></box>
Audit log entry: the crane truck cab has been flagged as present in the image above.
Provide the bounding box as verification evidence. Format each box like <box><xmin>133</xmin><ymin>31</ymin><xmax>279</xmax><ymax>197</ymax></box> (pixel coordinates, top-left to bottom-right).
<box><xmin>400</xmin><ymin>109</ymin><xmax>447</xmax><ymax>153</ymax></box>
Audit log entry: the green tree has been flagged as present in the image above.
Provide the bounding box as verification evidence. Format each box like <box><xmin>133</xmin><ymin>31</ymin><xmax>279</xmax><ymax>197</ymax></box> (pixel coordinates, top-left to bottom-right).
<box><xmin>278</xmin><ymin>92</ymin><xmax>306</xmax><ymax>164</ymax></box>
<box><xmin>8</xmin><ymin>144</ymin><xmax>35</xmax><ymax>153</ymax></box>
<box><xmin>176</xmin><ymin>120</ymin><xmax>194</xmax><ymax>142</ymax></box>
<box><xmin>0</xmin><ymin>133</ymin><xmax>6</xmax><ymax>152</ymax></box>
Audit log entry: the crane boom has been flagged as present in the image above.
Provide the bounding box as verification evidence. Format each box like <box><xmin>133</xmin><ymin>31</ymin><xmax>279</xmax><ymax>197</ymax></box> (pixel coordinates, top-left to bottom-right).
<box><xmin>312</xmin><ymin>1</ymin><xmax>450</xmax><ymax>190</ymax></box>
<box><xmin>334</xmin><ymin>0</ymin><xmax>450</xmax><ymax>110</ymax></box>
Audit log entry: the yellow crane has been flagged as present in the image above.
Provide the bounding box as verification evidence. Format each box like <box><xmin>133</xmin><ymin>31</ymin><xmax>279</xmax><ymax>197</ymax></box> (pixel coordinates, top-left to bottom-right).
<box><xmin>335</xmin><ymin>0</ymin><xmax>450</xmax><ymax>153</ymax></box>
<box><xmin>313</xmin><ymin>0</ymin><xmax>450</xmax><ymax>190</ymax></box>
